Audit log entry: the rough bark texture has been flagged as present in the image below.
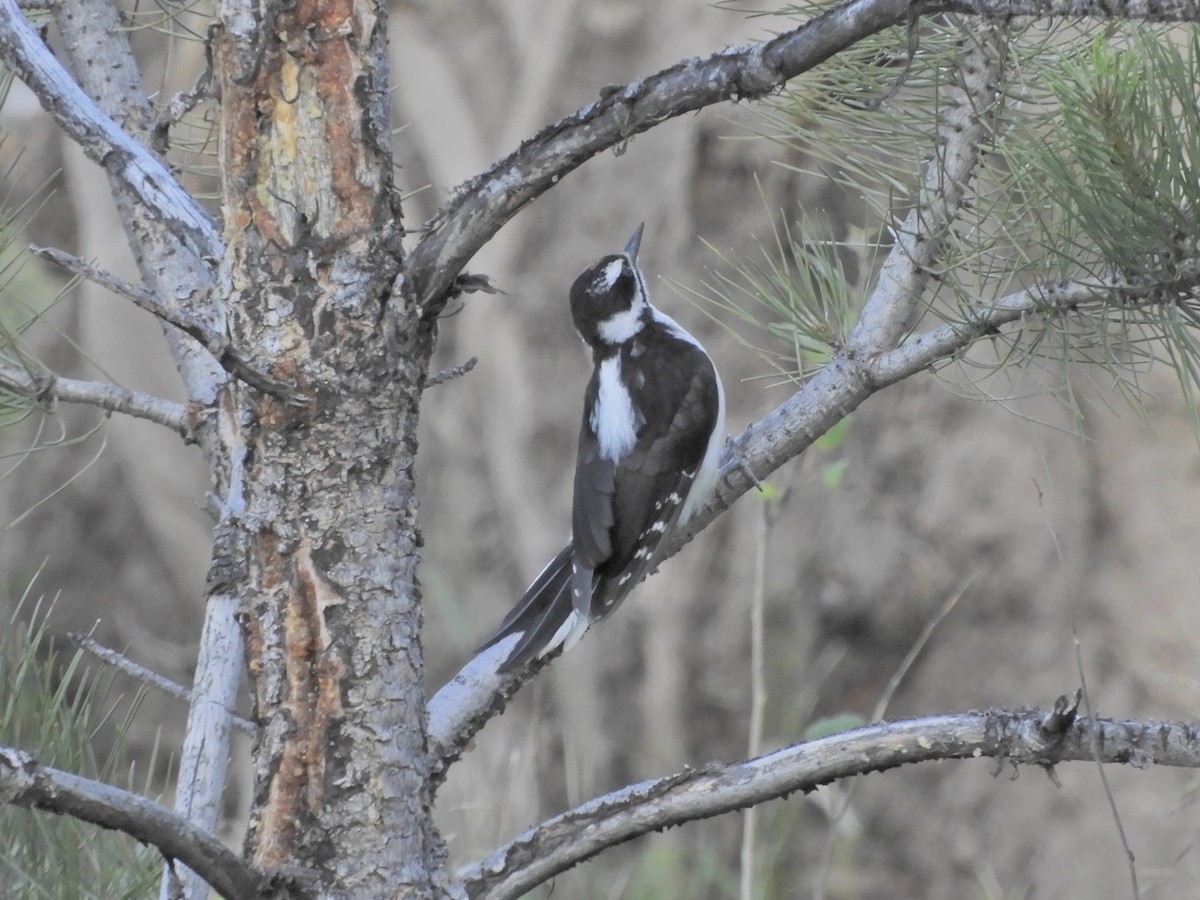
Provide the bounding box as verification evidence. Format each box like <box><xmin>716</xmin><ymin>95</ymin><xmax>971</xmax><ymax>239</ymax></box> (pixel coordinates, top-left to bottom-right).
<box><xmin>213</xmin><ymin>1</ymin><xmax>443</xmax><ymax>894</ymax></box>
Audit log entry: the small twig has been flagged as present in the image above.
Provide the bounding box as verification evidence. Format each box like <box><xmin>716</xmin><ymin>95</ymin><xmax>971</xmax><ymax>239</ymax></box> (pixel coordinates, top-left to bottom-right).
<box><xmin>0</xmin><ymin>359</ymin><xmax>193</xmax><ymax>439</ymax></box>
<box><xmin>30</xmin><ymin>245</ymin><xmax>305</xmax><ymax>404</ymax></box>
<box><xmin>154</xmin><ymin>50</ymin><xmax>215</xmax><ymax>153</ymax></box>
<box><xmin>426</xmin><ymin>356</ymin><xmax>478</xmax><ymax>387</ymax></box>
<box><xmin>69</xmin><ymin>633</ymin><xmax>255</xmax><ymax>736</ymax></box>
<box><xmin>1074</xmin><ymin>627</ymin><xmax>1140</xmax><ymax>899</ymax></box>
<box><xmin>0</xmin><ymin>745</ymin><xmax>271</xmax><ymax>900</ymax></box>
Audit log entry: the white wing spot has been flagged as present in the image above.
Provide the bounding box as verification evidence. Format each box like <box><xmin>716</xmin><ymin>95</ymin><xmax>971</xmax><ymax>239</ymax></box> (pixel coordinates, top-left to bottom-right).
<box><xmin>649</xmin><ymin>520</ymin><xmax>667</xmax><ymax>533</ymax></box>
<box><xmin>619</xmin><ymin>573</ymin><xmax>632</xmax><ymax>585</ymax></box>
<box><xmin>668</xmin><ymin>493</ymin><xmax>681</xmax><ymax>504</ymax></box>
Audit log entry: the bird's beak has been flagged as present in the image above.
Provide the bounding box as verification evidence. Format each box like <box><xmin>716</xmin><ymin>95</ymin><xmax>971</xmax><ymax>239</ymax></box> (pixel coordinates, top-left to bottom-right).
<box><xmin>624</xmin><ymin>223</ymin><xmax>645</xmax><ymax>264</ymax></box>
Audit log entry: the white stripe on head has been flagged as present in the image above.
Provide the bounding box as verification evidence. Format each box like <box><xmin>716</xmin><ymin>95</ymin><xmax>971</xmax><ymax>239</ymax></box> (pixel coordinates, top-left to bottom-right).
<box><xmin>601</xmin><ymin>258</ymin><xmax>624</xmax><ymax>289</ymax></box>
<box><xmin>597</xmin><ymin>257</ymin><xmax>649</xmax><ymax>343</ymax></box>
<box><xmin>590</xmin><ymin>356</ymin><xmax>639</xmax><ymax>459</ymax></box>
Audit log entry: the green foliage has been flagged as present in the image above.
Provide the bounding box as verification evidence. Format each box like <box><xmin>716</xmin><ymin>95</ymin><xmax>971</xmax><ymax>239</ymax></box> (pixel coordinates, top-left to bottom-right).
<box><xmin>0</xmin><ymin>584</ymin><xmax>160</xmax><ymax>899</ymax></box>
<box><xmin>686</xmin><ymin>206</ymin><xmax>876</xmax><ymax>381</ymax></box>
<box><xmin>695</xmin><ymin>13</ymin><xmax>1200</xmax><ymax>426</ymax></box>
<box><xmin>1003</xmin><ymin>27</ymin><xmax>1200</xmax><ymax>418</ymax></box>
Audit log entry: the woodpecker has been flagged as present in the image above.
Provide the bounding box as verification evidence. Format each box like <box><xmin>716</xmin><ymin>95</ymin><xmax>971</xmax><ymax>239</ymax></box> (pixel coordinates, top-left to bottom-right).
<box><xmin>479</xmin><ymin>224</ymin><xmax>725</xmax><ymax>672</ymax></box>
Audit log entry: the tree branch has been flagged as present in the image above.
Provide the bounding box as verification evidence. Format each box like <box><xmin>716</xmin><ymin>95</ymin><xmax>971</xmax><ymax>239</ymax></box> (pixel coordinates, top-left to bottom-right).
<box><xmin>0</xmin><ymin>745</ymin><xmax>272</xmax><ymax>900</ymax></box>
<box><xmin>459</xmin><ymin>704</ymin><xmax>1200</xmax><ymax>900</ymax></box>
<box><xmin>846</xmin><ymin>24</ymin><xmax>1001</xmax><ymax>353</ymax></box>
<box><xmin>0</xmin><ymin>359</ymin><xmax>194</xmax><ymax>439</ymax></box>
<box><xmin>30</xmin><ymin>245</ymin><xmax>303</xmax><ymax>402</ymax></box>
<box><xmin>426</xmin><ymin>260</ymin><xmax>1200</xmax><ymax>773</ymax></box>
<box><xmin>70</xmin><ymin>633</ymin><xmax>255</xmax><ymax>736</ymax></box>
<box><xmin>0</xmin><ymin>0</ymin><xmax>222</xmax><ymax>263</ymax></box>
<box><xmin>403</xmin><ymin>0</ymin><xmax>1200</xmax><ymax>311</ymax></box>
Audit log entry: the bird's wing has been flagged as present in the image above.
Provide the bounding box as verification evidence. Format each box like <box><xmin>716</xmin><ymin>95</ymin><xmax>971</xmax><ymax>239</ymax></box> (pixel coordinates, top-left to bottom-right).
<box><xmin>591</xmin><ymin>344</ymin><xmax>721</xmax><ymax>616</ymax></box>
<box><xmin>570</xmin><ymin>419</ymin><xmax>615</xmax><ymax>618</ymax></box>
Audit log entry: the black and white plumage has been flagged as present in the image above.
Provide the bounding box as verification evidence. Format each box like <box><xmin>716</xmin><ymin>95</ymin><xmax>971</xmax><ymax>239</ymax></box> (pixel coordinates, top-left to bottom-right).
<box><xmin>479</xmin><ymin>224</ymin><xmax>725</xmax><ymax>672</ymax></box>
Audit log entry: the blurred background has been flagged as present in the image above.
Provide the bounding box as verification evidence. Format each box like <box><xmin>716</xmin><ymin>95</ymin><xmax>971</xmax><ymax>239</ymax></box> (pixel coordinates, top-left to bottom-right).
<box><xmin>2</xmin><ymin>2</ymin><xmax>1199</xmax><ymax>898</ymax></box>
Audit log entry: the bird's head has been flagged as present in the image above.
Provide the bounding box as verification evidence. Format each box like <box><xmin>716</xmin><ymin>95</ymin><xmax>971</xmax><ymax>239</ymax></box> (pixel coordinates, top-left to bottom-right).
<box><xmin>569</xmin><ymin>223</ymin><xmax>649</xmax><ymax>348</ymax></box>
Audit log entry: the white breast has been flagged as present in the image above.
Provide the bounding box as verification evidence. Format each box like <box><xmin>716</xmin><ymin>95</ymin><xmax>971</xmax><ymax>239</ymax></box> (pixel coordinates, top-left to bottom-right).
<box><xmin>591</xmin><ymin>356</ymin><xmax>639</xmax><ymax>460</ymax></box>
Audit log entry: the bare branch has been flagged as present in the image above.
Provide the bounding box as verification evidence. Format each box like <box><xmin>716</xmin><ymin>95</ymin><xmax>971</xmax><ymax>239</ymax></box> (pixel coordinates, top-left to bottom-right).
<box><xmin>459</xmin><ymin>705</ymin><xmax>1200</xmax><ymax>900</ymax></box>
<box><xmin>865</xmin><ymin>263</ymin><xmax>1200</xmax><ymax>386</ymax></box>
<box><xmin>0</xmin><ymin>746</ymin><xmax>271</xmax><ymax>900</ymax></box>
<box><xmin>426</xmin><ymin>261</ymin><xmax>1200</xmax><ymax>772</ymax></box>
<box><xmin>0</xmin><ymin>0</ymin><xmax>222</xmax><ymax>262</ymax></box>
<box><xmin>944</xmin><ymin>0</ymin><xmax>1200</xmax><ymax>16</ymax></box>
<box><xmin>403</xmin><ymin>0</ymin><xmax>1200</xmax><ymax>311</ymax></box>
<box><xmin>31</xmin><ymin>246</ymin><xmax>304</xmax><ymax>403</ymax></box>
<box><xmin>404</xmin><ymin>0</ymin><xmax>911</xmax><ymax>309</ymax></box>
<box><xmin>0</xmin><ymin>359</ymin><xmax>194</xmax><ymax>439</ymax></box>
<box><xmin>846</xmin><ymin>26</ymin><xmax>1002</xmax><ymax>353</ymax></box>
<box><xmin>70</xmin><ymin>633</ymin><xmax>255</xmax><ymax>736</ymax></box>
<box><xmin>168</xmin><ymin>590</ymin><xmax>246</xmax><ymax>900</ymax></box>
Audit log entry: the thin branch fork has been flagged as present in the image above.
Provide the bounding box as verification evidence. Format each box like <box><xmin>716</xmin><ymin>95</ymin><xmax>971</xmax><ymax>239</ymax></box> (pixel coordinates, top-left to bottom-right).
<box><xmin>0</xmin><ymin>746</ymin><xmax>271</xmax><ymax>900</ymax></box>
<box><xmin>30</xmin><ymin>246</ymin><xmax>304</xmax><ymax>403</ymax></box>
<box><xmin>69</xmin><ymin>633</ymin><xmax>255</xmax><ymax>736</ymax></box>
<box><xmin>460</xmin><ymin>706</ymin><xmax>1200</xmax><ymax>900</ymax></box>
<box><xmin>0</xmin><ymin>358</ymin><xmax>193</xmax><ymax>438</ymax></box>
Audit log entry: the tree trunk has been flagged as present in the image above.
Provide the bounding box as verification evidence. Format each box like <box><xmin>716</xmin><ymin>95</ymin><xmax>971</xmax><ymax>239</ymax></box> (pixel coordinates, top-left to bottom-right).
<box><xmin>214</xmin><ymin>1</ymin><xmax>444</xmax><ymax>894</ymax></box>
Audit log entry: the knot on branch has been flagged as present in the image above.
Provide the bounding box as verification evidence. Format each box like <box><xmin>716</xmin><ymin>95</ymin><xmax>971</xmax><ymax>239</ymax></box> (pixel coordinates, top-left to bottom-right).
<box><xmin>32</xmin><ymin>372</ymin><xmax>57</xmax><ymax>408</ymax></box>
<box><xmin>1038</xmin><ymin>690</ymin><xmax>1081</xmax><ymax>742</ymax></box>
<box><xmin>0</xmin><ymin>748</ymin><xmax>38</xmax><ymax>804</ymax></box>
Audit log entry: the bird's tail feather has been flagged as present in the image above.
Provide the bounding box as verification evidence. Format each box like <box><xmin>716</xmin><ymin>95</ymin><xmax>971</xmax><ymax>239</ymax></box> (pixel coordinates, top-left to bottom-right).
<box><xmin>477</xmin><ymin>543</ymin><xmax>584</xmax><ymax>672</ymax></box>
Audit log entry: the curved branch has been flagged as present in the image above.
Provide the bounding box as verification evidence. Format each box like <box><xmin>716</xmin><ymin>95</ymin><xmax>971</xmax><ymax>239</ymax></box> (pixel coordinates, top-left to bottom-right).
<box><xmin>404</xmin><ymin>0</ymin><xmax>911</xmax><ymax>309</ymax></box>
<box><xmin>0</xmin><ymin>746</ymin><xmax>270</xmax><ymax>900</ymax></box>
<box><xmin>0</xmin><ymin>0</ymin><xmax>221</xmax><ymax>263</ymax></box>
<box><xmin>460</xmin><ymin>703</ymin><xmax>1200</xmax><ymax>900</ymax></box>
<box><xmin>403</xmin><ymin>0</ymin><xmax>1200</xmax><ymax>311</ymax></box>
<box><xmin>0</xmin><ymin>360</ymin><xmax>194</xmax><ymax>439</ymax></box>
